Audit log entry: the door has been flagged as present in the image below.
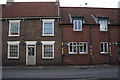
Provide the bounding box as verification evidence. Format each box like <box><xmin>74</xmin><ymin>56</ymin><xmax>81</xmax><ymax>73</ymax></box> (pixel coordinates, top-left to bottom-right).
<box><xmin>26</xmin><ymin>45</ymin><xmax>36</xmax><ymax>65</ymax></box>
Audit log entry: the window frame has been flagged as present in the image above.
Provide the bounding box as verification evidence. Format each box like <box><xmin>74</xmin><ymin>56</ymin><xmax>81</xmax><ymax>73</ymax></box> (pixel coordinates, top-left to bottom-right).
<box><xmin>79</xmin><ymin>42</ymin><xmax>88</xmax><ymax>54</ymax></box>
<box><xmin>68</xmin><ymin>42</ymin><xmax>77</xmax><ymax>54</ymax></box>
<box><xmin>99</xmin><ymin>20</ymin><xmax>108</xmax><ymax>31</ymax></box>
<box><xmin>42</xmin><ymin>19</ymin><xmax>55</xmax><ymax>36</ymax></box>
<box><xmin>73</xmin><ymin>20</ymin><xmax>82</xmax><ymax>31</ymax></box>
<box><xmin>41</xmin><ymin>41</ymin><xmax>55</xmax><ymax>59</ymax></box>
<box><xmin>100</xmin><ymin>42</ymin><xmax>108</xmax><ymax>54</ymax></box>
<box><xmin>9</xmin><ymin>20</ymin><xmax>21</xmax><ymax>36</ymax></box>
<box><xmin>7</xmin><ymin>41</ymin><xmax>20</xmax><ymax>59</ymax></box>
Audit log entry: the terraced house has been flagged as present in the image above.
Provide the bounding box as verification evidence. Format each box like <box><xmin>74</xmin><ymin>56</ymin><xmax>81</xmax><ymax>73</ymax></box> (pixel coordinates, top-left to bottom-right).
<box><xmin>1</xmin><ymin>1</ymin><xmax>120</xmax><ymax>66</ymax></box>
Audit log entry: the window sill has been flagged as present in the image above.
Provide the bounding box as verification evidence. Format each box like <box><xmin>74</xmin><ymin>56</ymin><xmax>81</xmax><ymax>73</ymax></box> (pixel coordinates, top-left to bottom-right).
<box><xmin>100</xmin><ymin>52</ymin><xmax>108</xmax><ymax>54</ymax></box>
<box><xmin>7</xmin><ymin>57</ymin><xmax>19</xmax><ymax>59</ymax></box>
<box><xmin>8</xmin><ymin>35</ymin><xmax>20</xmax><ymax>37</ymax></box>
<box><xmin>79</xmin><ymin>53</ymin><xmax>88</xmax><ymax>54</ymax></box>
<box><xmin>69</xmin><ymin>53</ymin><xmax>77</xmax><ymax>54</ymax></box>
<box><xmin>42</xmin><ymin>34</ymin><xmax>54</xmax><ymax>37</ymax></box>
<box><xmin>42</xmin><ymin>57</ymin><xmax>54</xmax><ymax>59</ymax></box>
<box><xmin>73</xmin><ymin>30</ymin><xmax>82</xmax><ymax>31</ymax></box>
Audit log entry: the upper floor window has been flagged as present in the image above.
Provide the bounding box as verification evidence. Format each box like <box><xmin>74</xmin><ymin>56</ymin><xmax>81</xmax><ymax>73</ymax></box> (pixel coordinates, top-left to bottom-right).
<box><xmin>9</xmin><ymin>20</ymin><xmax>21</xmax><ymax>36</ymax></box>
<box><xmin>69</xmin><ymin>42</ymin><xmax>77</xmax><ymax>54</ymax></box>
<box><xmin>99</xmin><ymin>20</ymin><xmax>108</xmax><ymax>31</ymax></box>
<box><xmin>42</xmin><ymin>19</ymin><xmax>55</xmax><ymax>36</ymax></box>
<box><xmin>73</xmin><ymin>20</ymin><xmax>82</xmax><ymax>31</ymax></box>
<box><xmin>100</xmin><ymin>42</ymin><xmax>108</xmax><ymax>53</ymax></box>
<box><xmin>7</xmin><ymin>41</ymin><xmax>20</xmax><ymax>59</ymax></box>
<box><xmin>79</xmin><ymin>42</ymin><xmax>88</xmax><ymax>54</ymax></box>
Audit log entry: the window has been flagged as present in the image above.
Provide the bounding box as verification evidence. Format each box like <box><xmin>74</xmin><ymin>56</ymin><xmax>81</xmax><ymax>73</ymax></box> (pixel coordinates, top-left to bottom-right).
<box><xmin>73</xmin><ymin>20</ymin><xmax>82</xmax><ymax>31</ymax></box>
<box><xmin>7</xmin><ymin>41</ymin><xmax>20</xmax><ymax>59</ymax></box>
<box><xmin>41</xmin><ymin>41</ymin><xmax>55</xmax><ymax>59</ymax></box>
<box><xmin>9</xmin><ymin>20</ymin><xmax>21</xmax><ymax>36</ymax></box>
<box><xmin>79</xmin><ymin>42</ymin><xmax>88</xmax><ymax>54</ymax></box>
<box><xmin>69</xmin><ymin>42</ymin><xmax>77</xmax><ymax>54</ymax></box>
<box><xmin>42</xmin><ymin>19</ymin><xmax>55</xmax><ymax>36</ymax></box>
<box><xmin>100</xmin><ymin>42</ymin><xmax>108</xmax><ymax>53</ymax></box>
<box><xmin>99</xmin><ymin>20</ymin><xmax>108</xmax><ymax>31</ymax></box>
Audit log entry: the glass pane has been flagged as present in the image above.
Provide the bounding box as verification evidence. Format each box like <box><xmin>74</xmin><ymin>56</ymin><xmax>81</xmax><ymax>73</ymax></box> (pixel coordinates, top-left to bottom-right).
<box><xmin>101</xmin><ymin>43</ymin><xmax>103</xmax><ymax>52</ymax></box>
<box><xmin>104</xmin><ymin>43</ymin><xmax>107</xmax><ymax>52</ymax></box>
<box><xmin>84</xmin><ymin>43</ymin><xmax>86</xmax><ymax>52</ymax></box>
<box><xmin>80</xmin><ymin>43</ymin><xmax>83</xmax><ymax>52</ymax></box>
<box><xmin>78</xmin><ymin>20</ymin><xmax>82</xmax><ymax>30</ymax></box>
<box><xmin>11</xmin><ymin>23</ymin><xmax>19</xmax><ymax>35</ymax></box>
<box><xmin>28</xmin><ymin>47</ymin><xmax>34</xmax><ymax>56</ymax></box>
<box><xmin>44</xmin><ymin>45</ymin><xmax>53</xmax><ymax>58</ymax></box>
<box><xmin>74</xmin><ymin>21</ymin><xmax>77</xmax><ymax>30</ymax></box>
<box><xmin>69</xmin><ymin>43</ymin><xmax>72</xmax><ymax>52</ymax></box>
<box><xmin>44</xmin><ymin>22</ymin><xmax>53</xmax><ymax>34</ymax></box>
<box><xmin>73</xmin><ymin>43</ymin><xmax>77</xmax><ymax>53</ymax></box>
<box><xmin>9</xmin><ymin>45</ymin><xmax>18</xmax><ymax>57</ymax></box>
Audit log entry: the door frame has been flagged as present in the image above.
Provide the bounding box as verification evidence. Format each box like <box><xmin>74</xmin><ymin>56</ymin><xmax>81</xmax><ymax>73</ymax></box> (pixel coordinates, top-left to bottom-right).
<box><xmin>26</xmin><ymin>41</ymin><xmax>37</xmax><ymax>65</ymax></box>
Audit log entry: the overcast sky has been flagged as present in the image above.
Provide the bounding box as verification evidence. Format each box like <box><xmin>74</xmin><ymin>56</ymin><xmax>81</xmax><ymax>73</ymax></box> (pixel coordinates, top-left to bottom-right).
<box><xmin>0</xmin><ymin>0</ymin><xmax>120</xmax><ymax>8</ymax></box>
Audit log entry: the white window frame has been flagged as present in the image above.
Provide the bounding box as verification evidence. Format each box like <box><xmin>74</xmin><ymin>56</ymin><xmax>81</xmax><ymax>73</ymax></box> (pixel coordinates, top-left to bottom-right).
<box><xmin>7</xmin><ymin>41</ymin><xmax>20</xmax><ymax>59</ymax></box>
<box><xmin>100</xmin><ymin>42</ymin><xmax>108</xmax><ymax>54</ymax></box>
<box><xmin>41</xmin><ymin>41</ymin><xmax>55</xmax><ymax>59</ymax></box>
<box><xmin>99</xmin><ymin>20</ymin><xmax>108</xmax><ymax>31</ymax></box>
<box><xmin>42</xmin><ymin>19</ymin><xmax>55</xmax><ymax>36</ymax></box>
<box><xmin>69</xmin><ymin>42</ymin><xmax>77</xmax><ymax>54</ymax></box>
<box><xmin>79</xmin><ymin>42</ymin><xmax>88</xmax><ymax>54</ymax></box>
<box><xmin>9</xmin><ymin>20</ymin><xmax>21</xmax><ymax>36</ymax></box>
<box><xmin>73</xmin><ymin>20</ymin><xmax>82</xmax><ymax>31</ymax></box>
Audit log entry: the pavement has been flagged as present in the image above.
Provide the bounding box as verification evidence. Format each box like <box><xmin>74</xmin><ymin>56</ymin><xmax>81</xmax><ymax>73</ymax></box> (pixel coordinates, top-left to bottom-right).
<box><xmin>0</xmin><ymin>64</ymin><xmax>118</xmax><ymax>70</ymax></box>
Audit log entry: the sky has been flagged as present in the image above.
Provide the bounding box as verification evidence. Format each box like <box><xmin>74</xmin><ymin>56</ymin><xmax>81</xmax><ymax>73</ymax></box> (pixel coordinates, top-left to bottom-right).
<box><xmin>0</xmin><ymin>0</ymin><xmax>120</xmax><ymax>8</ymax></box>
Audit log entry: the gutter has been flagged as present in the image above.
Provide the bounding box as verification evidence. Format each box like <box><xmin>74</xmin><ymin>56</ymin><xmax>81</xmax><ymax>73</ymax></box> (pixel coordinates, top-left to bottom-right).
<box><xmin>0</xmin><ymin>16</ymin><xmax>60</xmax><ymax>20</ymax></box>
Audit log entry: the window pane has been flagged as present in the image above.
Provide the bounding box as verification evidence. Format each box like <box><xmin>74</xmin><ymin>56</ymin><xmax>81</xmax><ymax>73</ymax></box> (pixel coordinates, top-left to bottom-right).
<box><xmin>44</xmin><ymin>45</ymin><xmax>53</xmax><ymax>58</ymax></box>
<box><xmin>78</xmin><ymin>20</ymin><xmax>82</xmax><ymax>30</ymax></box>
<box><xmin>101</xmin><ymin>43</ymin><xmax>104</xmax><ymax>52</ymax></box>
<box><xmin>80</xmin><ymin>43</ymin><xmax>83</xmax><ymax>52</ymax></box>
<box><xmin>9</xmin><ymin>45</ymin><xmax>18</xmax><ymax>58</ymax></box>
<box><xmin>11</xmin><ymin>23</ymin><xmax>19</xmax><ymax>35</ymax></box>
<box><xmin>73</xmin><ymin>43</ymin><xmax>77</xmax><ymax>53</ymax></box>
<box><xmin>84</xmin><ymin>43</ymin><xmax>87</xmax><ymax>52</ymax></box>
<box><xmin>74</xmin><ymin>21</ymin><xmax>77</xmax><ymax>30</ymax></box>
<box><xmin>104</xmin><ymin>43</ymin><xmax>108</xmax><ymax>52</ymax></box>
<box><xmin>99</xmin><ymin>20</ymin><xmax>108</xmax><ymax>31</ymax></box>
<box><xmin>44</xmin><ymin>22</ymin><xmax>53</xmax><ymax>34</ymax></box>
<box><xmin>69</xmin><ymin>43</ymin><xmax>73</xmax><ymax>52</ymax></box>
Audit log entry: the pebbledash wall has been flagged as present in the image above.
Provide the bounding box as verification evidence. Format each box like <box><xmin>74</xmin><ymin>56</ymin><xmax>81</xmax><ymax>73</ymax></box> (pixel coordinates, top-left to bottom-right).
<box><xmin>2</xmin><ymin>2</ymin><xmax>120</xmax><ymax>66</ymax></box>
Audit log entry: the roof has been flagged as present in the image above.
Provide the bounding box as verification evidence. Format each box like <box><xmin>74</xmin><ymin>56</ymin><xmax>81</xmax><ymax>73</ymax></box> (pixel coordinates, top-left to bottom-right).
<box><xmin>2</xmin><ymin>2</ymin><xmax>59</xmax><ymax>18</ymax></box>
<box><xmin>60</xmin><ymin>7</ymin><xmax>119</xmax><ymax>24</ymax></box>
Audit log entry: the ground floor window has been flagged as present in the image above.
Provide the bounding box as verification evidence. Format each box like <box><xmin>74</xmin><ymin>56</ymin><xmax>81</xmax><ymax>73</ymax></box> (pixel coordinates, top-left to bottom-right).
<box><xmin>41</xmin><ymin>41</ymin><xmax>55</xmax><ymax>59</ymax></box>
<box><xmin>7</xmin><ymin>41</ymin><xmax>20</xmax><ymax>59</ymax></box>
<box><xmin>100</xmin><ymin>42</ymin><xmax>108</xmax><ymax>53</ymax></box>
<box><xmin>69</xmin><ymin>42</ymin><xmax>77</xmax><ymax>54</ymax></box>
<box><xmin>79</xmin><ymin>42</ymin><xmax>88</xmax><ymax>54</ymax></box>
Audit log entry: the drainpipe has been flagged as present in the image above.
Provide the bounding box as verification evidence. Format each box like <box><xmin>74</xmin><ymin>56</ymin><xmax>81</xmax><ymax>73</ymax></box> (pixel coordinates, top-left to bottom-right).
<box><xmin>108</xmin><ymin>25</ymin><xmax>112</xmax><ymax>64</ymax></box>
<box><xmin>89</xmin><ymin>24</ymin><xmax>92</xmax><ymax>64</ymax></box>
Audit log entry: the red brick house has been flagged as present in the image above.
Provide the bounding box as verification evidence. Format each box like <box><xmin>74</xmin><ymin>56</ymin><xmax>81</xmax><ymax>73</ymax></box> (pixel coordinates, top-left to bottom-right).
<box><xmin>1</xmin><ymin>2</ymin><xmax>120</xmax><ymax>66</ymax></box>
<box><xmin>60</xmin><ymin>7</ymin><xmax>120</xmax><ymax>65</ymax></box>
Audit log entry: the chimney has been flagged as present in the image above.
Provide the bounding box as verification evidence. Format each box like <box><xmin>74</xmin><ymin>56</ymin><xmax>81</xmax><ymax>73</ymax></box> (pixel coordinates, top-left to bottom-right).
<box><xmin>56</xmin><ymin>0</ymin><xmax>59</xmax><ymax>3</ymax></box>
<box><xmin>85</xmin><ymin>3</ymin><xmax>87</xmax><ymax>7</ymax></box>
<box><xmin>55</xmin><ymin>0</ymin><xmax>60</xmax><ymax>17</ymax></box>
<box><xmin>7</xmin><ymin>0</ymin><xmax>14</xmax><ymax>4</ymax></box>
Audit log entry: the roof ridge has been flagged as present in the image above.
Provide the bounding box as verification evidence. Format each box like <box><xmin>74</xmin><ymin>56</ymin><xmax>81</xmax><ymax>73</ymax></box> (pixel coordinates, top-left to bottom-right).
<box><xmin>60</xmin><ymin>7</ymin><xmax>119</xmax><ymax>9</ymax></box>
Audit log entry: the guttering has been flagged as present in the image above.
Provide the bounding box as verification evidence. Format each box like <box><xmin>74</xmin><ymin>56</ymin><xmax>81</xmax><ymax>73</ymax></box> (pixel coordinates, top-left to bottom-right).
<box><xmin>0</xmin><ymin>16</ymin><xmax>60</xmax><ymax>20</ymax></box>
